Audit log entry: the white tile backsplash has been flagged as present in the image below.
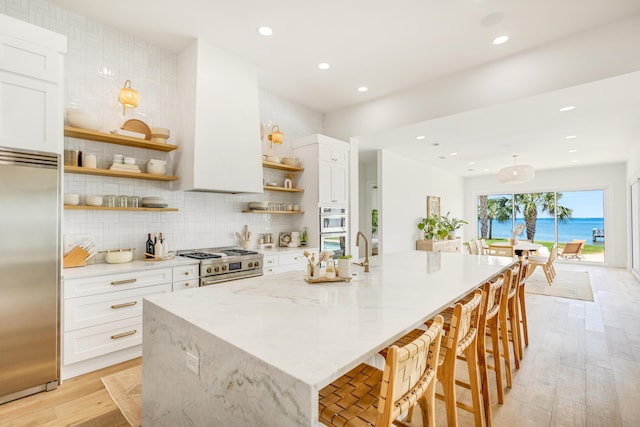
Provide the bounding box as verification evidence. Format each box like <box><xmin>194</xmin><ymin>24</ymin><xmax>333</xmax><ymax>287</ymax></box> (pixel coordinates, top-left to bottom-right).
<box><xmin>6</xmin><ymin>1</ymin><xmax>324</xmax><ymax>260</ymax></box>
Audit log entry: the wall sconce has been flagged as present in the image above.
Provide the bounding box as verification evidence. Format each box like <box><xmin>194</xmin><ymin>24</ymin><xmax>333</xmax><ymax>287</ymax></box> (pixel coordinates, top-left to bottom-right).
<box><xmin>118</xmin><ymin>80</ymin><xmax>140</xmax><ymax>115</ymax></box>
<box><xmin>268</xmin><ymin>125</ymin><xmax>284</xmax><ymax>148</ymax></box>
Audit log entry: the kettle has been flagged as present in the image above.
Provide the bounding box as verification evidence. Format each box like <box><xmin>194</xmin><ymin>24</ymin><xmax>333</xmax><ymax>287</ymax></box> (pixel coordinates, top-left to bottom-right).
<box><xmin>147</xmin><ymin>159</ymin><xmax>166</xmax><ymax>175</ymax></box>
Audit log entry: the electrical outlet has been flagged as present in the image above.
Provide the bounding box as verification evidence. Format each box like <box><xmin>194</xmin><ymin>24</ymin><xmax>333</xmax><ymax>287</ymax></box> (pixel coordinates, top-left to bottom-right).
<box><xmin>186</xmin><ymin>351</ymin><xmax>199</xmax><ymax>375</ymax></box>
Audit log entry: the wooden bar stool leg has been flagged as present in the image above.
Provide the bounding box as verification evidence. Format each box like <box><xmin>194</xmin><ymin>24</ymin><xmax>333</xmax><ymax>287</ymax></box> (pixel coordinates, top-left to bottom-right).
<box><xmin>419</xmin><ymin>376</ymin><xmax>437</xmax><ymax>427</ymax></box>
<box><xmin>499</xmin><ymin>313</ymin><xmax>513</xmax><ymax>387</ymax></box>
<box><xmin>464</xmin><ymin>343</ymin><xmax>487</xmax><ymax>427</ymax></box>
<box><xmin>508</xmin><ymin>298</ymin><xmax>521</xmax><ymax>369</ymax></box>
<box><xmin>488</xmin><ymin>316</ymin><xmax>504</xmax><ymax>403</ymax></box>
<box><xmin>441</xmin><ymin>354</ymin><xmax>459</xmax><ymax>427</ymax></box>
<box><xmin>519</xmin><ymin>286</ymin><xmax>529</xmax><ymax>347</ymax></box>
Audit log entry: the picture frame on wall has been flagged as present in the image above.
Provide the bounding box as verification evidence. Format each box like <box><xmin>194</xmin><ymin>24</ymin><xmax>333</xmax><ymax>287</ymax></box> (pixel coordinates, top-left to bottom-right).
<box><xmin>426</xmin><ymin>196</ymin><xmax>441</xmax><ymax>218</ymax></box>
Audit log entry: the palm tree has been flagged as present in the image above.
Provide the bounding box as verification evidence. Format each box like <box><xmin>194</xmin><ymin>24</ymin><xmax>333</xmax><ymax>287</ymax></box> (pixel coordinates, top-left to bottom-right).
<box><xmin>514</xmin><ymin>193</ymin><xmax>573</xmax><ymax>241</ymax></box>
<box><xmin>478</xmin><ymin>195</ymin><xmax>488</xmax><ymax>239</ymax></box>
<box><xmin>486</xmin><ymin>197</ymin><xmax>511</xmax><ymax>239</ymax></box>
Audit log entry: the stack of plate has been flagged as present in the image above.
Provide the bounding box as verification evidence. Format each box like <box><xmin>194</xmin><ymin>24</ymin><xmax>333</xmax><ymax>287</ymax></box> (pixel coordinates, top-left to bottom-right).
<box><xmin>141</xmin><ymin>196</ymin><xmax>168</xmax><ymax>208</ymax></box>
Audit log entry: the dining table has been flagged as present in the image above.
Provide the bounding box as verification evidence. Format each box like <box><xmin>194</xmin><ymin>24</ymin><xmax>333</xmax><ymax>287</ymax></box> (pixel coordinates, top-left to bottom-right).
<box><xmin>141</xmin><ymin>250</ymin><xmax>516</xmax><ymax>426</ymax></box>
<box><xmin>489</xmin><ymin>240</ymin><xmax>542</xmax><ymax>257</ymax></box>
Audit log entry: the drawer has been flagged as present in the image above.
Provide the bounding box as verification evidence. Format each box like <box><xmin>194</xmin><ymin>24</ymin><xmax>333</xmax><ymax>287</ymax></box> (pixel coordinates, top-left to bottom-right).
<box><xmin>263</xmin><ymin>267</ymin><xmax>277</xmax><ymax>275</ymax></box>
<box><xmin>63</xmin><ymin>317</ymin><xmax>142</xmax><ymax>365</ymax></box>
<box><xmin>64</xmin><ymin>268</ymin><xmax>172</xmax><ymax>299</ymax></box>
<box><xmin>173</xmin><ymin>279</ymin><xmax>199</xmax><ymax>292</ymax></box>
<box><xmin>173</xmin><ymin>264</ymin><xmax>199</xmax><ymax>282</ymax></box>
<box><xmin>263</xmin><ymin>255</ymin><xmax>278</xmax><ymax>268</ymax></box>
<box><xmin>279</xmin><ymin>252</ymin><xmax>307</xmax><ymax>267</ymax></box>
<box><xmin>64</xmin><ymin>283</ymin><xmax>171</xmax><ymax>332</ymax></box>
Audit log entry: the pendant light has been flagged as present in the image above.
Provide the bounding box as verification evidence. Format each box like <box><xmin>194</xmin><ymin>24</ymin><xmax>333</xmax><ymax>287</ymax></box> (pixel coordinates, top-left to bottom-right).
<box><xmin>498</xmin><ymin>154</ymin><xmax>535</xmax><ymax>183</ymax></box>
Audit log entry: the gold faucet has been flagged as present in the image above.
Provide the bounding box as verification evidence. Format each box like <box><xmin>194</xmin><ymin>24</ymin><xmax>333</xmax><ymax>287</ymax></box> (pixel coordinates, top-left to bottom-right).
<box><xmin>355</xmin><ymin>231</ymin><xmax>370</xmax><ymax>272</ymax></box>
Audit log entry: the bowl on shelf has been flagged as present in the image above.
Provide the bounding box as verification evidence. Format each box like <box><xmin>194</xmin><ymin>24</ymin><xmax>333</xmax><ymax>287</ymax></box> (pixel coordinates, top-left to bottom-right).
<box><xmin>249</xmin><ymin>201</ymin><xmax>268</xmax><ymax>210</ymax></box>
<box><xmin>66</xmin><ymin>108</ymin><xmax>102</xmax><ymax>131</ymax></box>
<box><xmin>85</xmin><ymin>195</ymin><xmax>103</xmax><ymax>206</ymax></box>
<box><xmin>151</xmin><ymin>127</ymin><xmax>170</xmax><ymax>143</ymax></box>
<box><xmin>64</xmin><ymin>193</ymin><xmax>80</xmax><ymax>205</ymax></box>
<box><xmin>282</xmin><ymin>157</ymin><xmax>299</xmax><ymax>167</ymax></box>
<box><xmin>123</xmin><ymin>156</ymin><xmax>136</xmax><ymax>165</ymax></box>
<box><xmin>265</xmin><ymin>155</ymin><xmax>281</xmax><ymax>164</ymax></box>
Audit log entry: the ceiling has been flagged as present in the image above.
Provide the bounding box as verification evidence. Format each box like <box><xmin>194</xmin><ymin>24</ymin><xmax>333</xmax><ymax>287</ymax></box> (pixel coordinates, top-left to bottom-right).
<box><xmin>49</xmin><ymin>0</ymin><xmax>640</xmax><ymax>176</ymax></box>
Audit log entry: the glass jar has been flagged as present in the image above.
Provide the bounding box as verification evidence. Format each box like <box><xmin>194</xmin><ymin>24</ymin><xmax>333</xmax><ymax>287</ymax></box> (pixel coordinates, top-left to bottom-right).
<box><xmin>104</xmin><ymin>195</ymin><xmax>116</xmax><ymax>207</ymax></box>
<box><xmin>129</xmin><ymin>196</ymin><xmax>139</xmax><ymax>208</ymax></box>
<box><xmin>117</xmin><ymin>195</ymin><xmax>128</xmax><ymax>208</ymax></box>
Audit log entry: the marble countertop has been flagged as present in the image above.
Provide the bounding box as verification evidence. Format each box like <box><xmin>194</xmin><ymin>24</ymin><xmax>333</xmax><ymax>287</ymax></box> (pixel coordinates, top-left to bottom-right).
<box><xmin>63</xmin><ymin>257</ymin><xmax>199</xmax><ymax>280</ymax></box>
<box><xmin>144</xmin><ymin>251</ymin><xmax>515</xmax><ymax>389</ymax></box>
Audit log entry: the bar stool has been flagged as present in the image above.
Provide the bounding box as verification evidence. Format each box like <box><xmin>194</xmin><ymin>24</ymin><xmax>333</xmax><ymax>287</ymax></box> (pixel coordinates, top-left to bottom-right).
<box><xmin>517</xmin><ymin>258</ymin><xmax>530</xmax><ymax>356</ymax></box>
<box><xmin>498</xmin><ymin>262</ymin><xmax>521</xmax><ymax>387</ymax></box>
<box><xmin>319</xmin><ymin>316</ymin><xmax>444</xmax><ymax>427</ymax></box>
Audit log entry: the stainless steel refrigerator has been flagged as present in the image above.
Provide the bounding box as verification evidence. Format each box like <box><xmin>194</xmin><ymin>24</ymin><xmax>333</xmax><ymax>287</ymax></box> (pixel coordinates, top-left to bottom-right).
<box><xmin>0</xmin><ymin>147</ymin><xmax>60</xmax><ymax>404</ymax></box>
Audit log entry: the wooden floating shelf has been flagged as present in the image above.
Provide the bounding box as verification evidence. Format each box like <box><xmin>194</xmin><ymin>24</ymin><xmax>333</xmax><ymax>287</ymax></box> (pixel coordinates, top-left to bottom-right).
<box><xmin>263</xmin><ymin>186</ymin><xmax>304</xmax><ymax>193</ymax></box>
<box><xmin>64</xmin><ymin>165</ymin><xmax>178</xmax><ymax>182</ymax></box>
<box><xmin>64</xmin><ymin>126</ymin><xmax>178</xmax><ymax>152</ymax></box>
<box><xmin>262</xmin><ymin>161</ymin><xmax>304</xmax><ymax>172</ymax></box>
<box><xmin>64</xmin><ymin>205</ymin><xmax>178</xmax><ymax>212</ymax></box>
<box><xmin>241</xmin><ymin>210</ymin><xmax>305</xmax><ymax>214</ymax></box>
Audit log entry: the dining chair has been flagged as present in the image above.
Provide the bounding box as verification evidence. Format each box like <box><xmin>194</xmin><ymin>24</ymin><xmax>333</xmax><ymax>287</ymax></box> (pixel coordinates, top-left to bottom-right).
<box><xmin>468</xmin><ymin>240</ymin><xmax>479</xmax><ymax>255</ymax></box>
<box><xmin>527</xmin><ymin>243</ymin><xmax>557</xmax><ymax>285</ymax></box>
<box><xmin>474</xmin><ymin>239</ymin><xmax>486</xmax><ymax>255</ymax></box>
<box><xmin>319</xmin><ymin>316</ymin><xmax>444</xmax><ymax>427</ymax></box>
<box><xmin>487</xmin><ymin>245</ymin><xmax>515</xmax><ymax>257</ymax></box>
<box><xmin>559</xmin><ymin>241</ymin><xmax>584</xmax><ymax>259</ymax></box>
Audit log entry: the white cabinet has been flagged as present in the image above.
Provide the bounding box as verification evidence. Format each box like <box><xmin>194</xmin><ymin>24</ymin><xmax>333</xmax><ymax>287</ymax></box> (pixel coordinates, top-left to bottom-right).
<box><xmin>176</xmin><ymin>38</ymin><xmax>263</xmax><ymax>193</ymax></box>
<box><xmin>319</xmin><ymin>159</ymin><xmax>348</xmax><ymax>205</ymax></box>
<box><xmin>62</xmin><ymin>267</ymin><xmax>172</xmax><ymax>380</ymax></box>
<box><xmin>262</xmin><ymin>249</ymin><xmax>309</xmax><ymax>275</ymax></box>
<box><xmin>0</xmin><ymin>15</ymin><xmax>66</xmax><ymax>154</ymax></box>
<box><xmin>172</xmin><ymin>263</ymin><xmax>199</xmax><ymax>291</ymax></box>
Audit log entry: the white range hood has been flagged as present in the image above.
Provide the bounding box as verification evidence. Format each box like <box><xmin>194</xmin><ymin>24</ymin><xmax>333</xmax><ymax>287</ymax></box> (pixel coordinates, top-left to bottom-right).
<box><xmin>175</xmin><ymin>38</ymin><xmax>263</xmax><ymax>193</ymax></box>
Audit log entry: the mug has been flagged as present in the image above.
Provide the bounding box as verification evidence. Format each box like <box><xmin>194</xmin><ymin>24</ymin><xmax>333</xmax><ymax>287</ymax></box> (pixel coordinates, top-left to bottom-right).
<box><xmin>83</xmin><ymin>153</ymin><xmax>97</xmax><ymax>168</ymax></box>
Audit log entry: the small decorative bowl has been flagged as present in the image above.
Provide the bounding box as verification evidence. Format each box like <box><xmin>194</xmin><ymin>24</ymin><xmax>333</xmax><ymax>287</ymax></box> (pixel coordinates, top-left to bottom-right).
<box><xmin>85</xmin><ymin>195</ymin><xmax>103</xmax><ymax>206</ymax></box>
<box><xmin>64</xmin><ymin>193</ymin><xmax>80</xmax><ymax>205</ymax></box>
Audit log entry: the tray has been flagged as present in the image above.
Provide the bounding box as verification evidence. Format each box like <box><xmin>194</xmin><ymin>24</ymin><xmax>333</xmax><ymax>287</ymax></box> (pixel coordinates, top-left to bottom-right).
<box><xmin>305</xmin><ymin>275</ymin><xmax>351</xmax><ymax>284</ymax></box>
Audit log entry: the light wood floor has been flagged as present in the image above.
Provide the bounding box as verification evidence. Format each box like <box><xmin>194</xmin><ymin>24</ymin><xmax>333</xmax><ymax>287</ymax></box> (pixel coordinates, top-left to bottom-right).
<box><xmin>0</xmin><ymin>263</ymin><xmax>638</xmax><ymax>426</ymax></box>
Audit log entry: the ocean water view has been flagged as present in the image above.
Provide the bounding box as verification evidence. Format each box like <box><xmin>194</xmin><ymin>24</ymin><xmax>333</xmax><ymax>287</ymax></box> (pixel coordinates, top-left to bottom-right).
<box><xmin>480</xmin><ymin>217</ymin><xmax>605</xmax><ymax>244</ymax></box>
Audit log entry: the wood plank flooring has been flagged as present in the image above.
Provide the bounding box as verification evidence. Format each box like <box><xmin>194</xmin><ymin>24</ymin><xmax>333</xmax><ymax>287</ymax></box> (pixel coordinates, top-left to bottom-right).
<box><xmin>0</xmin><ymin>263</ymin><xmax>638</xmax><ymax>426</ymax></box>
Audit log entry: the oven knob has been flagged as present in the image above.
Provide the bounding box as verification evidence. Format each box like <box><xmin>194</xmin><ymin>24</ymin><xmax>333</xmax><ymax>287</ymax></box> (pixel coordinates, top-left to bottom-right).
<box><xmin>222</xmin><ymin>265</ymin><xmax>227</xmax><ymax>271</ymax></box>
<box><xmin>254</xmin><ymin>261</ymin><xmax>259</xmax><ymax>267</ymax></box>
<box><xmin>214</xmin><ymin>266</ymin><xmax>220</xmax><ymax>273</ymax></box>
<box><xmin>207</xmin><ymin>267</ymin><xmax>212</xmax><ymax>274</ymax></box>
<box><xmin>248</xmin><ymin>262</ymin><xmax>253</xmax><ymax>268</ymax></box>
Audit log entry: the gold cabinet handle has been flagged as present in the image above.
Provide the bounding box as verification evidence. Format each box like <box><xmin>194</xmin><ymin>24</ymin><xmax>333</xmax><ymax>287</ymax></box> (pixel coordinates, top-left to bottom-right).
<box><xmin>111</xmin><ymin>330</ymin><xmax>137</xmax><ymax>340</ymax></box>
<box><xmin>111</xmin><ymin>278</ymin><xmax>137</xmax><ymax>286</ymax></box>
<box><xmin>111</xmin><ymin>301</ymin><xmax>137</xmax><ymax>309</ymax></box>
<box><xmin>183</xmin><ymin>271</ymin><xmax>190</xmax><ymax>275</ymax></box>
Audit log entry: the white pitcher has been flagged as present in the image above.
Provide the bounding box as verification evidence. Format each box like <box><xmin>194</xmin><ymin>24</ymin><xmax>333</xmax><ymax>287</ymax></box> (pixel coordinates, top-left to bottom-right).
<box><xmin>147</xmin><ymin>159</ymin><xmax>166</xmax><ymax>175</ymax></box>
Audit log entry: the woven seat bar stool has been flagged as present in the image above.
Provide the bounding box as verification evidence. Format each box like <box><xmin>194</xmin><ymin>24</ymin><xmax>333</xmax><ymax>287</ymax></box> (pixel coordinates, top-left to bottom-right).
<box><xmin>497</xmin><ymin>262</ymin><xmax>521</xmax><ymax>387</ymax></box>
<box><xmin>476</xmin><ymin>274</ymin><xmax>506</xmax><ymax>426</ymax></box>
<box><xmin>516</xmin><ymin>259</ymin><xmax>530</xmax><ymax>356</ymax></box>
<box><xmin>319</xmin><ymin>316</ymin><xmax>444</xmax><ymax>427</ymax></box>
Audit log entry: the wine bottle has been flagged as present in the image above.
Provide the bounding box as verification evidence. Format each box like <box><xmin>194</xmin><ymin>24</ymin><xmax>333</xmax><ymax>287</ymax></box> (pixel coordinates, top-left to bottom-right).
<box><xmin>146</xmin><ymin>233</ymin><xmax>154</xmax><ymax>258</ymax></box>
<box><xmin>154</xmin><ymin>233</ymin><xmax>162</xmax><ymax>259</ymax></box>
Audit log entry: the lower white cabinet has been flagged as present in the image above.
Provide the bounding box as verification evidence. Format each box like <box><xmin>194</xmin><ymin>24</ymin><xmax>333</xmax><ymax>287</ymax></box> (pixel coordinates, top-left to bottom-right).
<box><xmin>62</xmin><ymin>267</ymin><xmax>173</xmax><ymax>380</ymax></box>
<box><xmin>263</xmin><ymin>249</ymin><xmax>309</xmax><ymax>275</ymax></box>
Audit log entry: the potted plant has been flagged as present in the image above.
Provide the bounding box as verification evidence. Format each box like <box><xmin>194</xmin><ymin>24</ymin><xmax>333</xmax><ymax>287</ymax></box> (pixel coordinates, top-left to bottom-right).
<box><xmin>299</xmin><ymin>227</ymin><xmax>308</xmax><ymax>246</ymax></box>
<box><xmin>337</xmin><ymin>254</ymin><xmax>352</xmax><ymax>278</ymax></box>
<box><xmin>439</xmin><ymin>212</ymin><xmax>468</xmax><ymax>239</ymax></box>
<box><xmin>418</xmin><ymin>213</ymin><xmax>467</xmax><ymax>240</ymax></box>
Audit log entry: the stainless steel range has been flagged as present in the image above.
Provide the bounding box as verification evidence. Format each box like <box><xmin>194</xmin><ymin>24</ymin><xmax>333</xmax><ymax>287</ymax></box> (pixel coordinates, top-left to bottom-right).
<box><xmin>177</xmin><ymin>247</ymin><xmax>263</xmax><ymax>286</ymax></box>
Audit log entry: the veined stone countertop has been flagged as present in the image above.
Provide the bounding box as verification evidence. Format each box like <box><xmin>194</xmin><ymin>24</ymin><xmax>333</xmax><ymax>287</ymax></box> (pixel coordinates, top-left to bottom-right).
<box><xmin>142</xmin><ymin>251</ymin><xmax>516</xmax><ymax>426</ymax></box>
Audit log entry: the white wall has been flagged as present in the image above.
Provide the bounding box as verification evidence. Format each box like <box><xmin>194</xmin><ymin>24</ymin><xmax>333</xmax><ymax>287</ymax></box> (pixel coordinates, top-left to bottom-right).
<box><xmin>464</xmin><ymin>163</ymin><xmax>627</xmax><ymax>267</ymax></box>
<box><xmin>379</xmin><ymin>150</ymin><xmax>465</xmax><ymax>254</ymax></box>
<box><xmin>3</xmin><ymin>1</ymin><xmax>324</xmax><ymax>258</ymax></box>
<box><xmin>324</xmin><ymin>14</ymin><xmax>640</xmax><ymax>141</ymax></box>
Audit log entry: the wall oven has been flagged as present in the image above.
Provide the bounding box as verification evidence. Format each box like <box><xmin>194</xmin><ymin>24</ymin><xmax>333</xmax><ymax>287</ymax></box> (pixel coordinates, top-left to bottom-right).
<box><xmin>320</xmin><ymin>232</ymin><xmax>346</xmax><ymax>258</ymax></box>
<box><xmin>320</xmin><ymin>206</ymin><xmax>347</xmax><ymax>233</ymax></box>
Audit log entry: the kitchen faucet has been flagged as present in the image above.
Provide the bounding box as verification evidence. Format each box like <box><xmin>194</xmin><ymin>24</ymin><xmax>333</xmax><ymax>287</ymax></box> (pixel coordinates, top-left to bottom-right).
<box><xmin>355</xmin><ymin>231</ymin><xmax>370</xmax><ymax>272</ymax></box>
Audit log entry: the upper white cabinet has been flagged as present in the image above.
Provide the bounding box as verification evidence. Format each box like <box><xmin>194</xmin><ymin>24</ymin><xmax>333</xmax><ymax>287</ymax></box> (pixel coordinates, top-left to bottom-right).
<box><xmin>295</xmin><ymin>134</ymin><xmax>350</xmax><ymax>206</ymax></box>
<box><xmin>0</xmin><ymin>14</ymin><xmax>66</xmax><ymax>154</ymax></box>
<box><xmin>175</xmin><ymin>39</ymin><xmax>263</xmax><ymax>193</ymax></box>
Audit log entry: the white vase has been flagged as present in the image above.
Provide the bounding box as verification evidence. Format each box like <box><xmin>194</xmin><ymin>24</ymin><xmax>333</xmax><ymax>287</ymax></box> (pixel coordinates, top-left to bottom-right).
<box><xmin>147</xmin><ymin>159</ymin><xmax>166</xmax><ymax>175</ymax></box>
<box><xmin>338</xmin><ymin>258</ymin><xmax>351</xmax><ymax>278</ymax></box>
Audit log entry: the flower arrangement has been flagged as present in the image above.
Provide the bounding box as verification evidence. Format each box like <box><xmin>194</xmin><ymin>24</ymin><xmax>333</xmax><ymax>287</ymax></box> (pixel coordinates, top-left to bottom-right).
<box><xmin>510</xmin><ymin>223</ymin><xmax>525</xmax><ymax>245</ymax></box>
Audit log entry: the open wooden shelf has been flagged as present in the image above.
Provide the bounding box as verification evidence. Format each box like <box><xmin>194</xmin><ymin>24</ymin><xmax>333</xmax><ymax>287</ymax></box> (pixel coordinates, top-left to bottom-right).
<box><xmin>263</xmin><ymin>185</ymin><xmax>304</xmax><ymax>193</ymax></box>
<box><xmin>64</xmin><ymin>205</ymin><xmax>178</xmax><ymax>212</ymax></box>
<box><xmin>262</xmin><ymin>161</ymin><xmax>304</xmax><ymax>172</ymax></box>
<box><xmin>64</xmin><ymin>126</ymin><xmax>178</xmax><ymax>152</ymax></box>
<box><xmin>242</xmin><ymin>210</ymin><xmax>305</xmax><ymax>214</ymax></box>
<box><xmin>64</xmin><ymin>165</ymin><xmax>178</xmax><ymax>181</ymax></box>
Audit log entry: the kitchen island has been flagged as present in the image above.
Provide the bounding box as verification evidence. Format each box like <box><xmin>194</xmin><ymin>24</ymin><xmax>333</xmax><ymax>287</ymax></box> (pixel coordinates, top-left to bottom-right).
<box><xmin>142</xmin><ymin>250</ymin><xmax>515</xmax><ymax>426</ymax></box>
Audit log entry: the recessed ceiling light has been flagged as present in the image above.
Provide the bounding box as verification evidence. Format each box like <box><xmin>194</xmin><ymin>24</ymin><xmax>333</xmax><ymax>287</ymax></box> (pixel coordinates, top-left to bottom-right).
<box><xmin>565</xmin><ymin>135</ymin><xmax>577</xmax><ymax>139</ymax></box>
<box><xmin>468</xmin><ymin>161</ymin><xmax>476</xmax><ymax>165</ymax></box>
<box><xmin>571</xmin><ymin>159</ymin><xmax>579</xmax><ymax>163</ymax></box>
<box><xmin>467</xmin><ymin>168</ymin><xmax>475</xmax><ymax>172</ymax></box>
<box><xmin>357</xmin><ymin>86</ymin><xmax>368</xmax><ymax>93</ymax></box>
<box><xmin>483</xmin><ymin>168</ymin><xmax>490</xmax><ymax>172</ymax></box>
<box><xmin>318</xmin><ymin>62</ymin><xmax>330</xmax><ymax>70</ymax></box>
<box><xmin>493</xmin><ymin>35</ymin><xmax>509</xmax><ymax>45</ymax></box>
<box><xmin>569</xmin><ymin>149</ymin><xmax>578</xmax><ymax>153</ymax></box>
<box><xmin>559</xmin><ymin>105</ymin><xmax>576</xmax><ymax>112</ymax></box>
<box><xmin>257</xmin><ymin>26</ymin><xmax>273</xmax><ymax>36</ymax></box>
<box><xmin>450</xmin><ymin>152</ymin><xmax>458</xmax><ymax>156</ymax></box>
<box><xmin>415</xmin><ymin>135</ymin><xmax>426</xmax><ymax>140</ymax></box>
